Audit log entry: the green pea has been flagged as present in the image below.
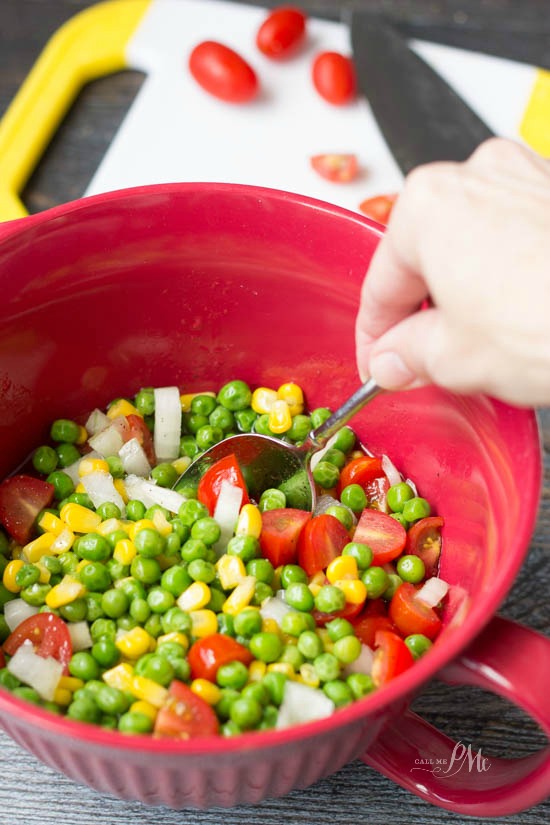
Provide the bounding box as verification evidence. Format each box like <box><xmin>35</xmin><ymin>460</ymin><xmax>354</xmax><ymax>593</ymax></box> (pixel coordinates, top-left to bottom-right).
<box><xmin>178</xmin><ymin>499</ymin><xmax>209</xmax><ymax>526</ymax></box>
<box><xmin>180</xmin><ymin>538</ymin><xmax>208</xmax><ymax>563</ymax></box>
<box><xmin>104</xmin><ymin>530</ymin><xmax>128</xmax><ymax>551</ymax></box>
<box><xmin>314</xmin><ymin>585</ymin><xmax>346</xmax><ymax>614</ymax></box>
<box><xmin>216</xmin><ymin>660</ymin><xmax>249</xmax><ymax>689</ymax></box>
<box><xmin>50</xmin><ymin>418</ymin><xmax>80</xmax><ymax>443</ymax></box>
<box><xmin>107</xmin><ymin>559</ymin><xmax>130</xmax><ymax>582</ymax></box>
<box><xmin>340</xmin><ymin>484</ymin><xmax>367</xmax><ymax>513</ymax></box>
<box><xmin>151</xmin><ymin>462</ymin><xmax>179</xmax><ymax>488</ymax></box>
<box><xmin>139</xmin><ymin>654</ymin><xmax>175</xmax><ymax>686</ymax></box>
<box><xmin>129</xmin><ymin>597</ymin><xmax>151</xmax><ymax>623</ymax></box>
<box><xmin>347</xmin><ymin>672</ymin><xmax>375</xmax><ymax>699</ymax></box>
<box><xmin>91</xmin><ymin>637</ymin><xmax>120</xmax><ymax>668</ymax></box>
<box><xmin>115</xmin><ymin>576</ymin><xmax>146</xmax><ymax>601</ymax></box>
<box><xmin>90</xmin><ymin>617</ymin><xmax>117</xmax><ymax>642</ymax></box>
<box><xmin>21</xmin><ymin>582</ymin><xmax>51</xmax><ymax>607</ymax></box>
<box><xmin>208</xmin><ymin>405</ymin><xmax>235</xmax><ymax>433</ymax></box>
<box><xmin>342</xmin><ymin>541</ymin><xmax>373</xmax><ymax>570</ymax></box>
<box><xmin>0</xmin><ymin>668</ymin><xmax>20</xmax><ymax>690</ymax></box>
<box><xmin>258</xmin><ymin>488</ymin><xmax>286</xmax><ymax>512</ymax></box>
<box><xmin>390</xmin><ymin>512</ymin><xmax>409</xmax><ymax>528</ymax></box>
<box><xmin>285</xmin><ymin>582</ymin><xmax>314</xmax><ymax>612</ymax></box>
<box><xmin>69</xmin><ymin>651</ymin><xmax>100</xmax><ymax>681</ymax></box>
<box><xmin>402</xmin><ymin>496</ymin><xmax>431</xmax><ymax>522</ymax></box>
<box><xmin>230</xmin><ymin>697</ymin><xmax>263</xmax><ymax>730</ymax></box>
<box><xmin>217</xmin><ymin>613</ymin><xmax>235</xmax><ymax>637</ymax></box>
<box><xmin>78</xmin><ymin>561</ymin><xmax>112</xmax><ymax>592</ymax></box>
<box><xmin>195</xmin><ymin>425</ymin><xmax>224</xmax><ymax>451</ymax></box>
<box><xmin>55</xmin><ymin>442</ymin><xmax>81</xmax><ymax>468</ymax></box>
<box><xmin>241</xmin><ymin>681</ymin><xmax>270</xmax><ymax>707</ymax></box>
<box><xmin>234</xmin><ymin>407</ymin><xmax>257</xmax><ymax>433</ymax></box>
<box><xmin>332</xmin><ymin>634</ymin><xmax>361</xmax><ymax>664</ymax></box>
<box><xmin>15</xmin><ymin>564</ymin><xmax>40</xmax><ymax>589</ymax></box>
<box><xmin>135</xmin><ymin>387</ymin><xmax>155</xmax><ymax>416</ymax></box>
<box><xmin>387</xmin><ymin>482</ymin><xmax>415</xmax><ymax>513</ymax></box>
<box><xmin>249</xmin><ymin>632</ymin><xmax>282</xmax><ymax>663</ymax></box>
<box><xmin>310</xmin><ymin>407</ymin><xmax>332</xmax><ymax>428</ymax></box>
<box><xmin>325</xmin><ymin>504</ymin><xmax>354</xmax><ymax>531</ymax></box>
<box><xmin>286</xmin><ymin>414</ymin><xmax>311</xmax><ymax>443</ymax></box>
<box><xmin>332</xmin><ymin>426</ymin><xmax>356</xmax><ymax>453</ymax></box>
<box><xmin>85</xmin><ymin>592</ymin><xmax>106</xmax><ymax>622</ymax></box>
<box><xmin>144</xmin><ymin>613</ymin><xmax>163</xmax><ymax>638</ymax></box>
<box><xmin>101</xmin><ymin>588</ymin><xmax>129</xmax><ymax>619</ymax></box>
<box><xmin>233</xmin><ymin>608</ymin><xmax>262</xmax><ymax>638</ymax></box>
<box><xmin>361</xmin><ymin>566</ymin><xmax>390</xmax><ymax>599</ymax></box>
<box><xmin>75</xmin><ymin>533</ymin><xmax>112</xmax><ymax>562</ymax></box>
<box><xmin>279</xmin><ymin>564</ymin><xmax>307</xmax><ymax>588</ymax></box>
<box><xmin>191</xmin><ymin>517</ymin><xmax>221</xmax><ymax>547</ymax></box>
<box><xmin>105</xmin><ymin>455</ymin><xmax>124</xmax><ymax>479</ymax></box>
<box><xmin>279</xmin><ymin>643</ymin><xmax>304</xmax><ymax>670</ymax></box>
<box><xmin>396</xmin><ymin>554</ymin><xmax>426</xmax><ymax>583</ymax></box>
<box><xmin>262</xmin><ymin>671</ymin><xmax>287</xmax><ymax>706</ymax></box>
<box><xmin>147</xmin><ymin>587</ymin><xmax>175</xmax><ymax>614</ymax></box>
<box><xmin>252</xmin><ymin>582</ymin><xmax>273</xmax><ymax>606</ymax></box>
<box><xmin>169</xmin><ymin>518</ymin><xmax>190</xmax><ymax>542</ymax></box>
<box><xmin>221</xmin><ymin>720</ymin><xmax>241</xmax><ymax>737</ymax></box>
<box><xmin>32</xmin><ymin>445</ymin><xmax>58</xmax><ymax>475</ymax></box>
<box><xmin>183</xmin><ymin>412</ymin><xmax>208</xmax><ymax>435</ymax></box>
<box><xmin>253</xmin><ymin>414</ymin><xmax>273</xmax><ymax>436</ymax></box>
<box><xmin>246</xmin><ymin>558</ymin><xmax>274</xmax><ymax>584</ymax></box>
<box><xmin>67</xmin><ymin>492</ymin><xmax>94</xmax><ymax>509</ymax></box>
<box><xmin>217</xmin><ymin>380</ymin><xmax>252</xmax><ymax>411</ymax></box>
<box><xmin>179</xmin><ymin>435</ymin><xmax>200</xmax><ymax>459</ymax></box>
<box><xmin>126</xmin><ymin>499</ymin><xmax>146</xmax><ymax>522</ymax></box>
<box><xmin>161</xmin><ymin>565</ymin><xmax>191</xmax><ymax>596</ymax></box>
<box><xmin>383</xmin><ymin>573</ymin><xmax>403</xmax><ymax>600</ymax></box>
<box><xmin>326</xmin><ymin>618</ymin><xmax>354</xmax><ymax>642</ymax></box>
<box><xmin>46</xmin><ymin>470</ymin><xmax>75</xmax><ymax>500</ymax></box>
<box><xmin>161</xmin><ymin>606</ymin><xmax>192</xmax><ymax>635</ymax></box>
<box><xmin>216</xmin><ymin>688</ymin><xmax>240</xmax><ymax>719</ymax></box>
<box><xmin>95</xmin><ymin>684</ymin><xmax>129</xmax><ymax>715</ymax></box>
<box><xmin>227</xmin><ymin>535</ymin><xmax>259</xmax><ymax>563</ymax></box>
<box><xmin>68</xmin><ymin>696</ymin><xmax>101</xmax><ymax>723</ymax></box>
<box><xmin>134</xmin><ymin>528</ymin><xmax>165</xmax><ymax>558</ymax></box>
<box><xmin>297</xmin><ymin>630</ymin><xmax>323</xmax><ymax>660</ymax></box>
<box><xmin>157</xmin><ymin>641</ymin><xmax>186</xmax><ymax>661</ymax></box>
<box><xmin>313</xmin><ymin>652</ymin><xmax>340</xmax><ymax>683</ymax></box>
<box><xmin>259</xmin><ymin>704</ymin><xmax>279</xmax><ymax>730</ymax></box>
<box><xmin>312</xmin><ymin>461</ymin><xmax>340</xmax><ymax>489</ymax></box>
<box><xmin>323</xmin><ymin>447</ymin><xmax>347</xmax><ymax>469</ymax></box>
<box><xmin>118</xmin><ymin>712</ymin><xmax>153</xmax><ymax>734</ymax></box>
<box><xmin>280</xmin><ymin>610</ymin><xmax>314</xmax><ymax>636</ymax></box>
<box><xmin>405</xmin><ymin>634</ymin><xmax>433</xmax><ymax>660</ymax></box>
<box><xmin>323</xmin><ymin>679</ymin><xmax>353</xmax><ymax>707</ymax></box>
<box><xmin>96</xmin><ymin>501</ymin><xmax>121</xmax><ymax>521</ymax></box>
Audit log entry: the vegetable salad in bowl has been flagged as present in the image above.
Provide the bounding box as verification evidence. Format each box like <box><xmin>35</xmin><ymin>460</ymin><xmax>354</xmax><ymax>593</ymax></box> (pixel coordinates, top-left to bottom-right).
<box><xmin>0</xmin><ymin>380</ymin><xmax>447</xmax><ymax>738</ymax></box>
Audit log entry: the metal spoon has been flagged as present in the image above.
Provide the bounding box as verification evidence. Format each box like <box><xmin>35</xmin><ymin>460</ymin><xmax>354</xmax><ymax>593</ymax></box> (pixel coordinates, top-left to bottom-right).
<box><xmin>174</xmin><ymin>378</ymin><xmax>381</xmax><ymax>511</ymax></box>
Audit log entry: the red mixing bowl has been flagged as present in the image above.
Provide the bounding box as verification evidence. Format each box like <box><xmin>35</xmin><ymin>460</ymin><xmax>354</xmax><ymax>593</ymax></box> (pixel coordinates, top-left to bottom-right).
<box><xmin>0</xmin><ymin>183</ymin><xmax>548</xmax><ymax>815</ymax></box>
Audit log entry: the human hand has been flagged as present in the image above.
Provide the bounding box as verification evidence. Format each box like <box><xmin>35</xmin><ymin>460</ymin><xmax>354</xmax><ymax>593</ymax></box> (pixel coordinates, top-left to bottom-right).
<box><xmin>356</xmin><ymin>138</ymin><xmax>550</xmax><ymax>406</ymax></box>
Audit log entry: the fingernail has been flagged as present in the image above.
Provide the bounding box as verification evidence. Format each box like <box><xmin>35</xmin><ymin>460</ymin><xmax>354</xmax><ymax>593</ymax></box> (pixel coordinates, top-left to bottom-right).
<box><xmin>370</xmin><ymin>351</ymin><xmax>416</xmax><ymax>389</ymax></box>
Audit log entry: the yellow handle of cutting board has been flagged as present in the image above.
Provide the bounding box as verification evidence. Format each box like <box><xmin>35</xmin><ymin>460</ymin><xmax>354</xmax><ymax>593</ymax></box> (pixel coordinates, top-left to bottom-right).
<box><xmin>0</xmin><ymin>0</ymin><xmax>150</xmax><ymax>221</ymax></box>
<box><xmin>520</xmin><ymin>69</ymin><xmax>550</xmax><ymax>157</ymax></box>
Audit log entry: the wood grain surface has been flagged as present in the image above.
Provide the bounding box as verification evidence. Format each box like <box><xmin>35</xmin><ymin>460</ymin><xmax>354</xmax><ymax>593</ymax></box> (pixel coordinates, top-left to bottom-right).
<box><xmin>1</xmin><ymin>2</ymin><xmax>549</xmax><ymax>823</ymax></box>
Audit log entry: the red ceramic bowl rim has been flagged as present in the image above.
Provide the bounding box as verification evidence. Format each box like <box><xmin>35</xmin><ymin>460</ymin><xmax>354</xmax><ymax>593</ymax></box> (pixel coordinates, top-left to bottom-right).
<box><xmin>0</xmin><ymin>181</ymin><xmax>542</xmax><ymax>756</ymax></box>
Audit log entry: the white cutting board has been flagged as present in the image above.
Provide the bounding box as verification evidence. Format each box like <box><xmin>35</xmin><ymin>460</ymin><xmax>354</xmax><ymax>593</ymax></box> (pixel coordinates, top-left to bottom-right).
<box><xmin>85</xmin><ymin>0</ymin><xmax>539</xmax><ymax>213</ymax></box>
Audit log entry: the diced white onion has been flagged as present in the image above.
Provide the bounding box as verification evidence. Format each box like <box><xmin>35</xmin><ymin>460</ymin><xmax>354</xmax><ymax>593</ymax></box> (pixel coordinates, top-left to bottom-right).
<box><xmin>67</xmin><ymin>621</ymin><xmax>93</xmax><ymax>651</ymax></box>
<box><xmin>61</xmin><ymin>451</ymin><xmax>101</xmax><ymax>486</ymax></box>
<box><xmin>80</xmin><ymin>471</ymin><xmax>126</xmax><ymax>516</ymax></box>
<box><xmin>260</xmin><ymin>595</ymin><xmax>294</xmax><ymax>626</ymax></box>
<box><xmin>88</xmin><ymin>423</ymin><xmax>124</xmax><ymax>457</ymax></box>
<box><xmin>405</xmin><ymin>478</ymin><xmax>418</xmax><ymax>496</ymax></box>
<box><xmin>85</xmin><ymin>408</ymin><xmax>110</xmax><ymax>436</ymax></box>
<box><xmin>313</xmin><ymin>493</ymin><xmax>339</xmax><ymax>517</ymax></box>
<box><xmin>154</xmin><ymin>386</ymin><xmax>182</xmax><ymax>461</ymax></box>
<box><xmin>309</xmin><ymin>432</ymin><xmax>340</xmax><ymax>472</ymax></box>
<box><xmin>381</xmin><ymin>454</ymin><xmax>402</xmax><ymax>487</ymax></box>
<box><xmin>213</xmin><ymin>480</ymin><xmax>243</xmax><ymax>556</ymax></box>
<box><xmin>4</xmin><ymin>599</ymin><xmax>38</xmax><ymax>632</ymax></box>
<box><xmin>276</xmin><ymin>681</ymin><xmax>335</xmax><ymax>729</ymax></box>
<box><xmin>119</xmin><ymin>437</ymin><xmax>151</xmax><ymax>477</ymax></box>
<box><xmin>7</xmin><ymin>641</ymin><xmax>63</xmax><ymax>701</ymax></box>
<box><xmin>415</xmin><ymin>576</ymin><xmax>449</xmax><ymax>608</ymax></box>
<box><xmin>343</xmin><ymin>643</ymin><xmax>374</xmax><ymax>677</ymax></box>
<box><xmin>123</xmin><ymin>475</ymin><xmax>186</xmax><ymax>514</ymax></box>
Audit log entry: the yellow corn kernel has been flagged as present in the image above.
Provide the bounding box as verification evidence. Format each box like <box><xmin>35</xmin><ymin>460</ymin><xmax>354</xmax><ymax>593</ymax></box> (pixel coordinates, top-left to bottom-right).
<box><xmin>128</xmin><ymin>518</ymin><xmax>157</xmax><ymax>541</ymax></box>
<box><xmin>107</xmin><ymin>398</ymin><xmax>141</xmax><ymax>419</ymax></box>
<box><xmin>308</xmin><ymin>570</ymin><xmax>326</xmax><ymax>597</ymax></box>
<box><xmin>236</xmin><ymin>504</ymin><xmax>262</xmax><ymax>539</ymax></box>
<box><xmin>22</xmin><ymin>532</ymin><xmax>56</xmax><ymax>563</ymax></box>
<box><xmin>251</xmin><ymin>387</ymin><xmax>278</xmax><ymax>414</ymax></box>
<box><xmin>189</xmin><ymin>609</ymin><xmax>218</xmax><ymax>638</ymax></box>
<box><xmin>96</xmin><ymin>518</ymin><xmax>124</xmax><ymax>537</ymax></box>
<box><xmin>272</xmin><ymin>566</ymin><xmax>283</xmax><ymax>592</ymax></box>
<box><xmin>152</xmin><ymin>509</ymin><xmax>172</xmax><ymax>537</ymax></box>
<box><xmin>216</xmin><ymin>554</ymin><xmax>246</xmax><ymax>590</ymax></box>
<box><xmin>177</xmin><ymin>581</ymin><xmax>211</xmax><ymax>612</ymax></box>
<box><xmin>131</xmin><ymin>676</ymin><xmax>168</xmax><ymax>707</ymax></box>
<box><xmin>298</xmin><ymin>663</ymin><xmax>320</xmax><ymax>688</ymax></box>
<box><xmin>113</xmin><ymin>478</ymin><xmax>128</xmax><ymax>503</ymax></box>
<box><xmin>248</xmin><ymin>660</ymin><xmax>267</xmax><ymax>682</ymax></box>
<box><xmin>326</xmin><ymin>555</ymin><xmax>358</xmax><ymax>584</ymax></box>
<box><xmin>277</xmin><ymin>382</ymin><xmax>304</xmax><ymax>416</ymax></box>
<box><xmin>180</xmin><ymin>391</ymin><xmax>216</xmax><ymax>412</ymax></box>
<box><xmin>308</xmin><ymin>581</ymin><xmax>323</xmax><ymax>597</ymax></box>
<box><xmin>172</xmin><ymin>456</ymin><xmax>191</xmax><ymax>476</ymax></box>
<box><xmin>113</xmin><ymin>538</ymin><xmax>137</xmax><ymax>566</ymax></box>
<box><xmin>45</xmin><ymin>575</ymin><xmax>86</xmax><ymax>608</ymax></box>
<box><xmin>191</xmin><ymin>678</ymin><xmax>222</xmax><ymax>706</ymax></box>
<box><xmin>116</xmin><ymin>626</ymin><xmax>155</xmax><ymax>659</ymax></box>
<box><xmin>157</xmin><ymin>632</ymin><xmax>189</xmax><ymax>652</ymax></box>
<box><xmin>316</xmin><ymin>628</ymin><xmax>333</xmax><ymax>652</ymax></box>
<box><xmin>222</xmin><ymin>575</ymin><xmax>256</xmax><ymax>615</ymax></box>
<box><xmin>50</xmin><ymin>527</ymin><xmax>75</xmax><ymax>554</ymax></box>
<box><xmin>3</xmin><ymin>559</ymin><xmax>25</xmax><ymax>593</ymax></box>
<box><xmin>75</xmin><ymin>483</ymin><xmax>86</xmax><ymax>494</ymax></box>
<box><xmin>58</xmin><ymin>676</ymin><xmax>84</xmax><ymax>692</ymax></box>
<box><xmin>103</xmin><ymin>662</ymin><xmax>135</xmax><ymax>692</ymax></box>
<box><xmin>38</xmin><ymin>511</ymin><xmax>65</xmax><ymax>535</ymax></box>
<box><xmin>60</xmin><ymin>503</ymin><xmax>102</xmax><ymax>534</ymax></box>
<box><xmin>268</xmin><ymin>399</ymin><xmax>292</xmax><ymax>434</ymax></box>
<box><xmin>261</xmin><ymin>618</ymin><xmax>281</xmax><ymax>636</ymax></box>
<box><xmin>78</xmin><ymin>457</ymin><xmax>110</xmax><ymax>477</ymax></box>
<box><xmin>267</xmin><ymin>662</ymin><xmax>295</xmax><ymax>678</ymax></box>
<box><xmin>335</xmin><ymin>578</ymin><xmax>367</xmax><ymax>605</ymax></box>
<box><xmin>130</xmin><ymin>700</ymin><xmax>158</xmax><ymax>722</ymax></box>
<box><xmin>53</xmin><ymin>688</ymin><xmax>73</xmax><ymax>706</ymax></box>
<box><xmin>36</xmin><ymin>562</ymin><xmax>51</xmax><ymax>584</ymax></box>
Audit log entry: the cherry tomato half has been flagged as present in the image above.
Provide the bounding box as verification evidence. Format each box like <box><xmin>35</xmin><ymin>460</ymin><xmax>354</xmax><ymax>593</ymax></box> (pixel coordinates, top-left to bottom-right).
<box><xmin>312</xmin><ymin>599</ymin><xmax>364</xmax><ymax>627</ymax></box>
<box><xmin>371</xmin><ymin>629</ymin><xmax>414</xmax><ymax>687</ymax></box>
<box><xmin>126</xmin><ymin>414</ymin><xmax>156</xmax><ymax>466</ymax></box>
<box><xmin>3</xmin><ymin>613</ymin><xmax>72</xmax><ymax>674</ymax></box>
<box><xmin>338</xmin><ymin>456</ymin><xmax>384</xmax><ymax>493</ymax></box>
<box><xmin>352</xmin><ymin>508</ymin><xmax>407</xmax><ymax>565</ymax></box>
<box><xmin>310</xmin><ymin>154</ymin><xmax>359</xmax><ymax>183</ymax></box>
<box><xmin>389</xmin><ymin>582</ymin><xmax>442</xmax><ymax>640</ymax></box>
<box><xmin>259</xmin><ymin>508</ymin><xmax>311</xmax><ymax>568</ymax></box>
<box><xmin>256</xmin><ymin>7</ymin><xmax>306</xmax><ymax>58</ymax></box>
<box><xmin>352</xmin><ymin>613</ymin><xmax>396</xmax><ymax>648</ymax></box>
<box><xmin>189</xmin><ymin>41</ymin><xmax>258</xmax><ymax>103</ymax></box>
<box><xmin>297</xmin><ymin>513</ymin><xmax>350</xmax><ymax>576</ymax></box>
<box><xmin>154</xmin><ymin>680</ymin><xmax>220</xmax><ymax>738</ymax></box>
<box><xmin>0</xmin><ymin>474</ymin><xmax>55</xmax><ymax>544</ymax></box>
<box><xmin>197</xmin><ymin>454</ymin><xmax>250</xmax><ymax>517</ymax></box>
<box><xmin>358</xmin><ymin>194</ymin><xmax>397</xmax><ymax>224</ymax></box>
<box><xmin>312</xmin><ymin>51</ymin><xmax>356</xmax><ymax>104</ymax></box>
<box><xmin>406</xmin><ymin>516</ymin><xmax>444</xmax><ymax>578</ymax></box>
<box><xmin>188</xmin><ymin>633</ymin><xmax>253</xmax><ymax>682</ymax></box>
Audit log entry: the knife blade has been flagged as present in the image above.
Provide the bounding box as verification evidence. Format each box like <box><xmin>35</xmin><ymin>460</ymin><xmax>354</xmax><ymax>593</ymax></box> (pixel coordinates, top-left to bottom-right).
<box><xmin>350</xmin><ymin>12</ymin><xmax>494</xmax><ymax>174</ymax></box>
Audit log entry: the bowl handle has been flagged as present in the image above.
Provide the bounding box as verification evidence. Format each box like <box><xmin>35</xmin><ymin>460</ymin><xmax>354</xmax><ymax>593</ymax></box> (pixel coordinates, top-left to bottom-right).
<box><xmin>0</xmin><ymin>0</ymin><xmax>150</xmax><ymax>222</ymax></box>
<box><xmin>362</xmin><ymin>615</ymin><xmax>550</xmax><ymax>817</ymax></box>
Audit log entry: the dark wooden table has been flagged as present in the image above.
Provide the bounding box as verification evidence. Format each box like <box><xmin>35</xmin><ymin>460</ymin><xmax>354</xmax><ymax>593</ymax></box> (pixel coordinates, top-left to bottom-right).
<box><xmin>1</xmin><ymin>2</ymin><xmax>549</xmax><ymax>823</ymax></box>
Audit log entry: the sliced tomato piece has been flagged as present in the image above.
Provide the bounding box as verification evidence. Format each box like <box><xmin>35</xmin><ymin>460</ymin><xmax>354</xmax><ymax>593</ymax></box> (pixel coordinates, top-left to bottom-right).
<box><xmin>0</xmin><ymin>474</ymin><xmax>55</xmax><ymax>544</ymax></box>
<box><xmin>310</xmin><ymin>154</ymin><xmax>359</xmax><ymax>183</ymax></box>
<box><xmin>188</xmin><ymin>633</ymin><xmax>253</xmax><ymax>682</ymax></box>
<box><xmin>352</xmin><ymin>614</ymin><xmax>396</xmax><ymax>647</ymax></box>
<box><xmin>364</xmin><ymin>476</ymin><xmax>390</xmax><ymax>513</ymax></box>
<box><xmin>126</xmin><ymin>413</ymin><xmax>156</xmax><ymax>466</ymax></box>
<box><xmin>0</xmin><ymin>648</ymin><xmax>5</xmax><ymax>668</ymax></box>
<box><xmin>371</xmin><ymin>629</ymin><xmax>414</xmax><ymax>687</ymax></box>
<box><xmin>338</xmin><ymin>456</ymin><xmax>384</xmax><ymax>493</ymax></box>
<box><xmin>389</xmin><ymin>582</ymin><xmax>442</xmax><ymax>640</ymax></box>
<box><xmin>259</xmin><ymin>507</ymin><xmax>311</xmax><ymax>568</ymax></box>
<box><xmin>154</xmin><ymin>680</ymin><xmax>220</xmax><ymax>739</ymax></box>
<box><xmin>297</xmin><ymin>513</ymin><xmax>350</xmax><ymax>576</ymax></box>
<box><xmin>197</xmin><ymin>454</ymin><xmax>250</xmax><ymax>517</ymax></box>
<box><xmin>3</xmin><ymin>613</ymin><xmax>72</xmax><ymax>674</ymax></box>
<box><xmin>358</xmin><ymin>193</ymin><xmax>398</xmax><ymax>224</ymax></box>
<box><xmin>312</xmin><ymin>599</ymin><xmax>364</xmax><ymax>627</ymax></box>
<box><xmin>353</xmin><ymin>509</ymin><xmax>406</xmax><ymax>565</ymax></box>
<box><xmin>406</xmin><ymin>516</ymin><xmax>444</xmax><ymax>578</ymax></box>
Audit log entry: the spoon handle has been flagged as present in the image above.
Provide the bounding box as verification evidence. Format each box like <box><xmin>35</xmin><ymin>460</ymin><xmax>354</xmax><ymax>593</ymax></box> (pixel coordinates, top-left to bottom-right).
<box><xmin>307</xmin><ymin>377</ymin><xmax>382</xmax><ymax>450</ymax></box>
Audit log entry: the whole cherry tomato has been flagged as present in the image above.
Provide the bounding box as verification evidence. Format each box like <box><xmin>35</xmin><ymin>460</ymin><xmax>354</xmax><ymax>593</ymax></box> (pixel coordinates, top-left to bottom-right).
<box><xmin>312</xmin><ymin>51</ymin><xmax>356</xmax><ymax>104</ymax></box>
<box><xmin>256</xmin><ymin>7</ymin><xmax>306</xmax><ymax>58</ymax></box>
<box><xmin>189</xmin><ymin>41</ymin><xmax>258</xmax><ymax>103</ymax></box>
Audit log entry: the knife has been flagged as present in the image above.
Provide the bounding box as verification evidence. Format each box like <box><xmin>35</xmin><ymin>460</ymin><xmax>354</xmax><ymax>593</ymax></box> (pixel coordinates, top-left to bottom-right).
<box><xmin>350</xmin><ymin>12</ymin><xmax>494</xmax><ymax>174</ymax></box>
